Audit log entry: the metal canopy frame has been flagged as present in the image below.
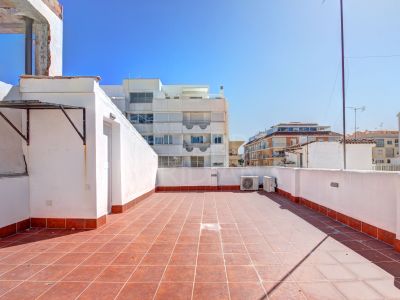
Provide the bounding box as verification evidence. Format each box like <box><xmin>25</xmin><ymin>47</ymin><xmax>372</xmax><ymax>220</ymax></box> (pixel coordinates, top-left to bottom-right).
<box><xmin>0</xmin><ymin>100</ymin><xmax>86</xmax><ymax>145</ymax></box>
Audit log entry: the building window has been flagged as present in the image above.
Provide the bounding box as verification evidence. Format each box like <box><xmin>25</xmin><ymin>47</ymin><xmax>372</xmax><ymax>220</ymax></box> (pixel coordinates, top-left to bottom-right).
<box><xmin>130</xmin><ymin>92</ymin><xmax>153</xmax><ymax>103</ymax></box>
<box><xmin>387</xmin><ymin>140</ymin><xmax>393</xmax><ymax>145</ymax></box>
<box><xmin>155</xmin><ymin>135</ymin><xmax>173</xmax><ymax>145</ymax></box>
<box><xmin>191</xmin><ymin>156</ymin><xmax>204</xmax><ymax>167</ymax></box>
<box><xmin>158</xmin><ymin>156</ymin><xmax>183</xmax><ymax>168</ymax></box>
<box><xmin>375</xmin><ymin>139</ymin><xmax>384</xmax><ymax>147</ymax></box>
<box><xmin>261</xmin><ymin>141</ymin><xmax>267</xmax><ymax>149</ymax></box>
<box><xmin>143</xmin><ymin>135</ymin><xmax>154</xmax><ymax>145</ymax></box>
<box><xmin>213</xmin><ymin>135</ymin><xmax>223</xmax><ymax>144</ymax></box>
<box><xmin>191</xmin><ymin>136</ymin><xmax>204</xmax><ymax>144</ymax></box>
<box><xmin>130</xmin><ymin>114</ymin><xmax>153</xmax><ymax>124</ymax></box>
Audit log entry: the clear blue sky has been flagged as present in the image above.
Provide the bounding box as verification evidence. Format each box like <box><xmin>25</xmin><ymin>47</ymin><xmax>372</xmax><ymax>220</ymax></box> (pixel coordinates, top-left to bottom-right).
<box><xmin>1</xmin><ymin>0</ymin><xmax>399</xmax><ymax>140</ymax></box>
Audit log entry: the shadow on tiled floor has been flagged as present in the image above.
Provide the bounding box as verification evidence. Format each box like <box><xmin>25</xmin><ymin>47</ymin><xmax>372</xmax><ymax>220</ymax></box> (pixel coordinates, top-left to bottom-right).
<box><xmin>263</xmin><ymin>191</ymin><xmax>400</xmax><ymax>289</ymax></box>
<box><xmin>0</xmin><ymin>229</ymin><xmax>89</xmax><ymax>248</ymax></box>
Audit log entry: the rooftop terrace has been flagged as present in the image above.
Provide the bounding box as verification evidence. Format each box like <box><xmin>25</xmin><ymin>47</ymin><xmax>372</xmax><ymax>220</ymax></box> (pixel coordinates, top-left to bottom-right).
<box><xmin>0</xmin><ymin>191</ymin><xmax>399</xmax><ymax>300</ymax></box>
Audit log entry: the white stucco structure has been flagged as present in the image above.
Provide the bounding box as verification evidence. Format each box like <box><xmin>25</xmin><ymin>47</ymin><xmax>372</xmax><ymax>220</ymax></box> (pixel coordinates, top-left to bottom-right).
<box><xmin>285</xmin><ymin>140</ymin><xmax>374</xmax><ymax>170</ymax></box>
<box><xmin>0</xmin><ymin>77</ymin><xmax>157</xmax><ymax>227</ymax></box>
<box><xmin>102</xmin><ymin>79</ymin><xmax>229</xmax><ymax>168</ymax></box>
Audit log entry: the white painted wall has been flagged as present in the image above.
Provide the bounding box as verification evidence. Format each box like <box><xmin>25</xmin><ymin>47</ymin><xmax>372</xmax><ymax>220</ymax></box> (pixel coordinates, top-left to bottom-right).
<box><xmin>20</xmin><ymin>78</ymin><xmax>98</xmax><ymax>218</ymax></box>
<box><xmin>0</xmin><ymin>176</ymin><xmax>30</xmax><ymax>228</ymax></box>
<box><xmin>156</xmin><ymin>166</ymin><xmax>400</xmax><ymax>238</ymax></box>
<box><xmin>0</xmin><ymin>81</ymin><xmax>12</xmax><ymax>99</ymax></box>
<box><xmin>0</xmin><ymin>77</ymin><xmax>157</xmax><ymax>223</ymax></box>
<box><xmin>95</xmin><ymin>85</ymin><xmax>158</xmax><ymax>210</ymax></box>
<box><xmin>298</xmin><ymin>169</ymin><xmax>398</xmax><ymax>234</ymax></box>
<box><xmin>0</xmin><ymin>82</ymin><xmax>25</xmax><ymax>175</ymax></box>
<box><xmin>157</xmin><ymin>168</ymin><xmax>213</xmax><ymax>187</ymax></box>
<box><xmin>298</xmin><ymin>142</ymin><xmax>374</xmax><ymax>170</ymax></box>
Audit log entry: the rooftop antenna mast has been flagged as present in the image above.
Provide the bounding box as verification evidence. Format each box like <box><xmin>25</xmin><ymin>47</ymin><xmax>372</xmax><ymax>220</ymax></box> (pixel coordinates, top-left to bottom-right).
<box><xmin>339</xmin><ymin>0</ymin><xmax>347</xmax><ymax>169</ymax></box>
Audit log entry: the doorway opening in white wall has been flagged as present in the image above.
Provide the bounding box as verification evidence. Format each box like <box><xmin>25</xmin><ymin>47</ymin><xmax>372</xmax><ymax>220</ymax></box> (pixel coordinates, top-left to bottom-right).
<box><xmin>103</xmin><ymin>122</ymin><xmax>113</xmax><ymax>213</ymax></box>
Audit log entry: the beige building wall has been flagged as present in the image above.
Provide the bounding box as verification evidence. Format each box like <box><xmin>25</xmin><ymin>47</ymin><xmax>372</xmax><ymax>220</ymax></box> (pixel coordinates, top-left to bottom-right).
<box><xmin>348</xmin><ymin>131</ymin><xmax>399</xmax><ymax>165</ymax></box>
<box><xmin>229</xmin><ymin>140</ymin><xmax>244</xmax><ymax>167</ymax></box>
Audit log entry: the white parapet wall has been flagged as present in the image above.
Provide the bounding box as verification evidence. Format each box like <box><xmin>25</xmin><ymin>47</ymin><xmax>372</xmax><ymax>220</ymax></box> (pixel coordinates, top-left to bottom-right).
<box><xmin>297</xmin><ymin>169</ymin><xmax>398</xmax><ymax>233</ymax></box>
<box><xmin>0</xmin><ymin>176</ymin><xmax>30</xmax><ymax>228</ymax></box>
<box><xmin>156</xmin><ymin>167</ymin><xmax>400</xmax><ymax>240</ymax></box>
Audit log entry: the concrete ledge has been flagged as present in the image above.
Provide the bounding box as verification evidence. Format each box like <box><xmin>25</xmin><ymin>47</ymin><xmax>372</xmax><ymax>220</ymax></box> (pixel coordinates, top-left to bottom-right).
<box><xmin>0</xmin><ymin>218</ymin><xmax>30</xmax><ymax>238</ymax></box>
<box><xmin>155</xmin><ymin>186</ymin><xmax>241</xmax><ymax>192</ymax></box>
<box><xmin>30</xmin><ymin>215</ymin><xmax>106</xmax><ymax>229</ymax></box>
<box><xmin>111</xmin><ymin>188</ymin><xmax>155</xmax><ymax>214</ymax></box>
<box><xmin>275</xmin><ymin>187</ymin><xmax>398</xmax><ymax>252</ymax></box>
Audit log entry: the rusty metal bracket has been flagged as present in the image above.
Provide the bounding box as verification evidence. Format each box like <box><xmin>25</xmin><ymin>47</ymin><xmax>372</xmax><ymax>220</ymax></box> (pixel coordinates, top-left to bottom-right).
<box><xmin>0</xmin><ymin>110</ymin><xmax>30</xmax><ymax>145</ymax></box>
<box><xmin>59</xmin><ymin>105</ymin><xmax>86</xmax><ymax>145</ymax></box>
<box><xmin>0</xmin><ymin>100</ymin><xmax>86</xmax><ymax>146</ymax></box>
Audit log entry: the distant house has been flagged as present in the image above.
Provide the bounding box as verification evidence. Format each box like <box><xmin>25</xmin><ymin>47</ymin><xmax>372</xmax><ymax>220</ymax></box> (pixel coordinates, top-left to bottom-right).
<box><xmin>285</xmin><ymin>139</ymin><xmax>375</xmax><ymax>170</ymax></box>
<box><xmin>347</xmin><ymin>130</ymin><xmax>399</xmax><ymax>165</ymax></box>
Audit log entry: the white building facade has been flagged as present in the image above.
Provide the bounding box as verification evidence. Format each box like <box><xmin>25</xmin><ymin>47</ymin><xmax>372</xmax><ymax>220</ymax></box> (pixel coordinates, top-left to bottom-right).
<box><xmin>102</xmin><ymin>79</ymin><xmax>229</xmax><ymax>168</ymax></box>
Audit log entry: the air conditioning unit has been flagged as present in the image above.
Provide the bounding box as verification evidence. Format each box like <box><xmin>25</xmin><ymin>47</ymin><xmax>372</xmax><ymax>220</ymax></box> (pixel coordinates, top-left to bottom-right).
<box><xmin>240</xmin><ymin>176</ymin><xmax>259</xmax><ymax>191</ymax></box>
<box><xmin>263</xmin><ymin>176</ymin><xmax>276</xmax><ymax>192</ymax></box>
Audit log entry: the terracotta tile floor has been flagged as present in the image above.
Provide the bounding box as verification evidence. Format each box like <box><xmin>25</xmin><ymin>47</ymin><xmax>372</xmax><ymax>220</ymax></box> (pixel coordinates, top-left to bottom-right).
<box><xmin>1</xmin><ymin>191</ymin><xmax>400</xmax><ymax>299</ymax></box>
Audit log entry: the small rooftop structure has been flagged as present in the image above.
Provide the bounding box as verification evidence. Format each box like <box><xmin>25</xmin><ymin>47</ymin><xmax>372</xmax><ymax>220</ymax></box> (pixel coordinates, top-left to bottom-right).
<box><xmin>285</xmin><ymin>139</ymin><xmax>375</xmax><ymax>170</ymax></box>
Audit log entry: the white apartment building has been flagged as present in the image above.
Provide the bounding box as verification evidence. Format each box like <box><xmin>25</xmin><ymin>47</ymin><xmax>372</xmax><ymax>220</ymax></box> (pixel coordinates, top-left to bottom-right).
<box><xmin>102</xmin><ymin>79</ymin><xmax>229</xmax><ymax>168</ymax></box>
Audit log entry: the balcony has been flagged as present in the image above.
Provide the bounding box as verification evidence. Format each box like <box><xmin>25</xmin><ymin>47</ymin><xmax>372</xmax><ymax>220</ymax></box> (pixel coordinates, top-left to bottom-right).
<box><xmin>183</xmin><ymin>142</ymin><xmax>211</xmax><ymax>154</ymax></box>
<box><xmin>132</xmin><ymin>123</ymin><xmax>153</xmax><ymax>134</ymax></box>
<box><xmin>152</xmin><ymin>144</ymin><xmax>183</xmax><ymax>155</ymax></box>
<box><xmin>182</xmin><ymin>121</ymin><xmax>211</xmax><ymax>133</ymax></box>
<box><xmin>271</xmin><ymin>143</ymin><xmax>287</xmax><ymax>148</ymax></box>
<box><xmin>2</xmin><ymin>166</ymin><xmax>400</xmax><ymax>299</ymax></box>
<box><xmin>153</xmin><ymin>98</ymin><xmax>226</xmax><ymax>112</ymax></box>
